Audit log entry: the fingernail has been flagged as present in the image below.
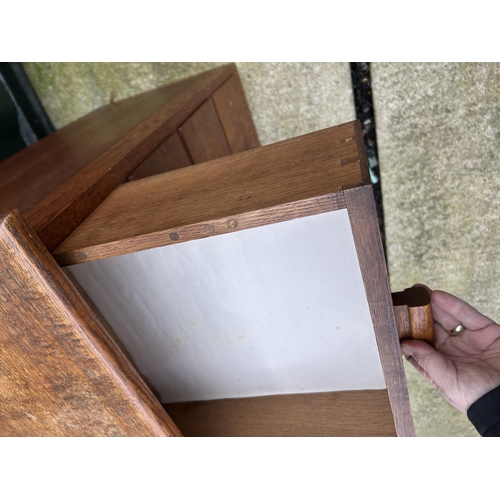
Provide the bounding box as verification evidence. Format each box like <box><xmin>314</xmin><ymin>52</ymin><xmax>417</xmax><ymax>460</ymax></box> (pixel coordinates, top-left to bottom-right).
<box><xmin>401</xmin><ymin>344</ymin><xmax>413</xmax><ymax>357</ymax></box>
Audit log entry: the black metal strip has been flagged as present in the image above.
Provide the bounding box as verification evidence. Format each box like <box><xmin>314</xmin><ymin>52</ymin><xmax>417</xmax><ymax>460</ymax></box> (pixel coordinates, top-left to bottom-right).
<box><xmin>350</xmin><ymin>62</ymin><xmax>387</xmax><ymax>259</ymax></box>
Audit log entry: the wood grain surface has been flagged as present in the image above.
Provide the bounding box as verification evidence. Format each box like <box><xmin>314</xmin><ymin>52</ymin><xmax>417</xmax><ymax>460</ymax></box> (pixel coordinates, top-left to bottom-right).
<box><xmin>10</xmin><ymin>64</ymin><xmax>235</xmax><ymax>252</ymax></box>
<box><xmin>62</xmin><ymin>268</ymin><xmax>162</xmax><ymax>401</ymax></box>
<box><xmin>0</xmin><ymin>210</ymin><xmax>181</xmax><ymax>436</ymax></box>
<box><xmin>392</xmin><ymin>286</ymin><xmax>434</xmax><ymax>345</ymax></box>
<box><xmin>55</xmin><ymin>193</ymin><xmax>346</xmax><ymax>266</ymax></box>
<box><xmin>0</xmin><ymin>76</ymin><xmax>192</xmax><ymax>211</ymax></box>
<box><xmin>353</xmin><ymin>119</ymin><xmax>371</xmax><ymax>185</ymax></box>
<box><xmin>128</xmin><ymin>132</ymin><xmax>192</xmax><ymax>181</ymax></box>
<box><xmin>178</xmin><ymin>98</ymin><xmax>231</xmax><ymax>163</ymax></box>
<box><xmin>344</xmin><ymin>185</ymin><xmax>415</xmax><ymax>437</ymax></box>
<box><xmin>54</xmin><ymin>123</ymin><xmax>362</xmax><ymax>265</ymax></box>
<box><xmin>212</xmin><ymin>73</ymin><xmax>260</xmax><ymax>153</ymax></box>
<box><xmin>164</xmin><ymin>390</ymin><xmax>397</xmax><ymax>437</ymax></box>
<box><xmin>128</xmin><ymin>72</ymin><xmax>259</xmax><ymax>181</ymax></box>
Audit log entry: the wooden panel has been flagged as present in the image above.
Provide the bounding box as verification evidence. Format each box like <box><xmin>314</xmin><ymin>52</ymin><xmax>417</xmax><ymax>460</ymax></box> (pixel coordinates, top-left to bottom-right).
<box><xmin>128</xmin><ymin>132</ymin><xmax>191</xmax><ymax>181</ymax></box>
<box><xmin>164</xmin><ymin>390</ymin><xmax>397</xmax><ymax>437</ymax></box>
<box><xmin>62</xmin><ymin>268</ymin><xmax>162</xmax><ymax>401</ymax></box>
<box><xmin>0</xmin><ymin>77</ymin><xmax>192</xmax><ymax>204</ymax></box>
<box><xmin>0</xmin><ymin>73</ymin><xmax>206</xmax><ymax>214</ymax></box>
<box><xmin>178</xmin><ymin>99</ymin><xmax>231</xmax><ymax>163</ymax></box>
<box><xmin>344</xmin><ymin>184</ymin><xmax>415</xmax><ymax>437</ymax></box>
<box><xmin>54</xmin><ymin>123</ymin><xmax>362</xmax><ymax>266</ymax></box>
<box><xmin>0</xmin><ymin>210</ymin><xmax>181</xmax><ymax>436</ymax></box>
<box><xmin>57</xmin><ymin>193</ymin><xmax>345</xmax><ymax>266</ymax></box>
<box><xmin>3</xmin><ymin>64</ymin><xmax>236</xmax><ymax>252</ymax></box>
<box><xmin>354</xmin><ymin>119</ymin><xmax>371</xmax><ymax>185</ymax></box>
<box><xmin>212</xmin><ymin>73</ymin><xmax>260</xmax><ymax>153</ymax></box>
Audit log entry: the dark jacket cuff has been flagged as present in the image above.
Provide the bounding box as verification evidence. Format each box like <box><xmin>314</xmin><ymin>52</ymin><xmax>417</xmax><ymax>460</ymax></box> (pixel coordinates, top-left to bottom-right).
<box><xmin>467</xmin><ymin>385</ymin><xmax>500</xmax><ymax>437</ymax></box>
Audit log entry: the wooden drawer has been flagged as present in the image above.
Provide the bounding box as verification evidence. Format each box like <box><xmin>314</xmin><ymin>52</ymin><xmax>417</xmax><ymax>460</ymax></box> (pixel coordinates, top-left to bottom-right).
<box><xmin>0</xmin><ymin>64</ymin><xmax>413</xmax><ymax>436</ymax></box>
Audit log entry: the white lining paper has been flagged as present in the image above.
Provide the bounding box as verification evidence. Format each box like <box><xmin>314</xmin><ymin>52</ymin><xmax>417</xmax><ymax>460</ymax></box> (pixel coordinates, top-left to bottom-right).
<box><xmin>69</xmin><ymin>209</ymin><xmax>386</xmax><ymax>403</ymax></box>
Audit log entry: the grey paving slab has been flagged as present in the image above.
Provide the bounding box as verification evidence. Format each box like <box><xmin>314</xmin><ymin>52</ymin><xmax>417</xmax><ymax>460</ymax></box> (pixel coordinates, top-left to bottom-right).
<box><xmin>372</xmin><ymin>62</ymin><xmax>500</xmax><ymax>436</ymax></box>
<box><xmin>22</xmin><ymin>62</ymin><xmax>355</xmax><ymax>145</ymax></box>
<box><xmin>235</xmin><ymin>62</ymin><xmax>355</xmax><ymax>144</ymax></box>
<box><xmin>22</xmin><ymin>62</ymin><xmax>222</xmax><ymax>129</ymax></box>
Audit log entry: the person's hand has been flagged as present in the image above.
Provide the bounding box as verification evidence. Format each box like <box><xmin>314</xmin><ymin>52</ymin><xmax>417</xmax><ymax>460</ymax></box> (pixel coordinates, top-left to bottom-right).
<box><xmin>400</xmin><ymin>287</ymin><xmax>500</xmax><ymax>413</ymax></box>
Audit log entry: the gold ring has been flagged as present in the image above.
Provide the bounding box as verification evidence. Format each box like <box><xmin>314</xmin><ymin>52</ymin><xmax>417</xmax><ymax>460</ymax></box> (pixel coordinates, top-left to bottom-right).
<box><xmin>449</xmin><ymin>324</ymin><xmax>466</xmax><ymax>336</ymax></box>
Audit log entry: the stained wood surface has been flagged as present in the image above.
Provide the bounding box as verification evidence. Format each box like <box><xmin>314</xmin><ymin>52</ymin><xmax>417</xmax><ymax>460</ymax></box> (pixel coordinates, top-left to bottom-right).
<box><xmin>128</xmin><ymin>132</ymin><xmax>192</xmax><ymax>181</ymax></box>
<box><xmin>344</xmin><ymin>185</ymin><xmax>415</xmax><ymax>437</ymax></box>
<box><xmin>393</xmin><ymin>305</ymin><xmax>412</xmax><ymax>344</ymax></box>
<box><xmin>392</xmin><ymin>286</ymin><xmax>434</xmax><ymax>345</ymax></box>
<box><xmin>0</xmin><ymin>210</ymin><xmax>181</xmax><ymax>436</ymax></box>
<box><xmin>178</xmin><ymin>99</ymin><xmax>231</xmax><ymax>163</ymax></box>
<box><xmin>57</xmin><ymin>193</ymin><xmax>345</xmax><ymax>266</ymax></box>
<box><xmin>353</xmin><ymin>119</ymin><xmax>371</xmax><ymax>185</ymax></box>
<box><xmin>54</xmin><ymin>123</ymin><xmax>363</xmax><ymax>266</ymax></box>
<box><xmin>62</xmin><ymin>268</ymin><xmax>162</xmax><ymax>401</ymax></box>
<box><xmin>164</xmin><ymin>390</ymin><xmax>397</xmax><ymax>437</ymax></box>
<box><xmin>0</xmin><ymin>77</ymin><xmax>191</xmax><ymax>210</ymax></box>
<box><xmin>212</xmin><ymin>73</ymin><xmax>260</xmax><ymax>153</ymax></box>
<box><xmin>0</xmin><ymin>64</ymin><xmax>236</xmax><ymax>252</ymax></box>
<box><xmin>129</xmin><ymin>73</ymin><xmax>258</xmax><ymax>181</ymax></box>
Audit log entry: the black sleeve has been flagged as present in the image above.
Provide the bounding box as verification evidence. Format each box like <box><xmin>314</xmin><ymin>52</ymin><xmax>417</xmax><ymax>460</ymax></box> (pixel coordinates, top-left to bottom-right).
<box><xmin>467</xmin><ymin>385</ymin><xmax>500</xmax><ymax>437</ymax></box>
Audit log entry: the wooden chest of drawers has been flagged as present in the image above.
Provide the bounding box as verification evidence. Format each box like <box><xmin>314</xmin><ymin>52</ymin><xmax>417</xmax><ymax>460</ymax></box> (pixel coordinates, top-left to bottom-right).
<box><xmin>0</xmin><ymin>64</ymin><xmax>414</xmax><ymax>436</ymax></box>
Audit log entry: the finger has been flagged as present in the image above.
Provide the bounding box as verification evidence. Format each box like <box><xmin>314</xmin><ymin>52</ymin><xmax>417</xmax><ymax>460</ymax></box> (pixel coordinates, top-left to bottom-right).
<box><xmin>403</xmin><ymin>352</ymin><xmax>444</xmax><ymax>393</ymax></box>
<box><xmin>433</xmin><ymin>311</ymin><xmax>500</xmax><ymax>354</ymax></box>
<box><xmin>400</xmin><ymin>339</ymin><xmax>456</xmax><ymax>390</ymax></box>
<box><xmin>431</xmin><ymin>290</ymin><xmax>495</xmax><ymax>331</ymax></box>
<box><xmin>433</xmin><ymin>322</ymin><xmax>454</xmax><ymax>349</ymax></box>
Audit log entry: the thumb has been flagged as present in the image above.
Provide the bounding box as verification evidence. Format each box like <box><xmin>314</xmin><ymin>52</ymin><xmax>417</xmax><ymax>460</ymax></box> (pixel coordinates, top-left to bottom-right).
<box><xmin>400</xmin><ymin>339</ymin><xmax>455</xmax><ymax>389</ymax></box>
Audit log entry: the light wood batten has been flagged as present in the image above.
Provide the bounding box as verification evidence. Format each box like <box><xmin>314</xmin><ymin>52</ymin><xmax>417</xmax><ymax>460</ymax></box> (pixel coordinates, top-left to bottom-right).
<box><xmin>54</xmin><ymin>123</ymin><xmax>362</xmax><ymax>266</ymax></box>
